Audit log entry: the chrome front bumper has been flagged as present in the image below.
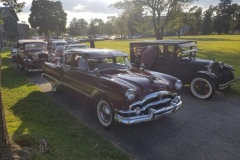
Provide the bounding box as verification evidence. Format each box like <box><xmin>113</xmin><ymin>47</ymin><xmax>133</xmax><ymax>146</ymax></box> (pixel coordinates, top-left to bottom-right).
<box><xmin>219</xmin><ymin>75</ymin><xmax>240</xmax><ymax>90</ymax></box>
<box><xmin>114</xmin><ymin>95</ymin><xmax>183</xmax><ymax>125</ymax></box>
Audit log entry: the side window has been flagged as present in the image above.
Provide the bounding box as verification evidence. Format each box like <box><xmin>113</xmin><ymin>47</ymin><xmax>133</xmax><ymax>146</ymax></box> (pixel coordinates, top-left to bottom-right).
<box><xmin>163</xmin><ymin>45</ymin><xmax>174</xmax><ymax>58</ymax></box>
<box><xmin>64</xmin><ymin>54</ymin><xmax>72</xmax><ymax>66</ymax></box>
<box><xmin>74</xmin><ymin>55</ymin><xmax>87</xmax><ymax>69</ymax></box>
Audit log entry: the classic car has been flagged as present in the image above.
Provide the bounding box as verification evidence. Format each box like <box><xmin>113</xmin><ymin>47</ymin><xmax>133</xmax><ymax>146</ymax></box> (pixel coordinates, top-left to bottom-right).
<box><xmin>130</xmin><ymin>40</ymin><xmax>240</xmax><ymax>100</ymax></box>
<box><xmin>11</xmin><ymin>42</ymin><xmax>18</xmax><ymax>62</ymax></box>
<box><xmin>15</xmin><ymin>39</ymin><xmax>48</xmax><ymax>75</ymax></box>
<box><xmin>42</xmin><ymin>48</ymin><xmax>183</xmax><ymax>128</ymax></box>
<box><xmin>55</xmin><ymin>44</ymin><xmax>90</xmax><ymax>57</ymax></box>
<box><xmin>48</xmin><ymin>40</ymin><xmax>67</xmax><ymax>55</ymax></box>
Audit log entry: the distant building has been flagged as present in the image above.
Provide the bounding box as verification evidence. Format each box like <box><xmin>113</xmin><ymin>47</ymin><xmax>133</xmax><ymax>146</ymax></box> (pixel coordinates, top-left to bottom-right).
<box><xmin>0</xmin><ymin>7</ymin><xmax>19</xmax><ymax>47</ymax></box>
<box><xmin>18</xmin><ymin>23</ymin><xmax>30</xmax><ymax>39</ymax></box>
<box><xmin>0</xmin><ymin>7</ymin><xmax>30</xmax><ymax>49</ymax></box>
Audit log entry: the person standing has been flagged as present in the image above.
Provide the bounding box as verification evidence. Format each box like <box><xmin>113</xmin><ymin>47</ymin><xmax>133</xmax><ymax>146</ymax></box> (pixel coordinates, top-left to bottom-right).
<box><xmin>140</xmin><ymin>45</ymin><xmax>156</xmax><ymax>70</ymax></box>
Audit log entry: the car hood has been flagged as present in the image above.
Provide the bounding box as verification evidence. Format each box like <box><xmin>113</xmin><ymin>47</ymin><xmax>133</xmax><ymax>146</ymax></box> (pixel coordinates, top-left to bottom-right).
<box><xmin>99</xmin><ymin>68</ymin><xmax>171</xmax><ymax>94</ymax></box>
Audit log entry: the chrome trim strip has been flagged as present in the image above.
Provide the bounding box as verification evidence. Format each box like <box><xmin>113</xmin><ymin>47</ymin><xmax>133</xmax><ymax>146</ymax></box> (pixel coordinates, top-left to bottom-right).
<box><xmin>219</xmin><ymin>75</ymin><xmax>240</xmax><ymax>90</ymax></box>
<box><xmin>114</xmin><ymin>97</ymin><xmax>182</xmax><ymax>124</ymax></box>
<box><xmin>130</xmin><ymin>91</ymin><xmax>176</xmax><ymax>109</ymax></box>
<box><xmin>28</xmin><ymin>69</ymin><xmax>42</xmax><ymax>72</ymax></box>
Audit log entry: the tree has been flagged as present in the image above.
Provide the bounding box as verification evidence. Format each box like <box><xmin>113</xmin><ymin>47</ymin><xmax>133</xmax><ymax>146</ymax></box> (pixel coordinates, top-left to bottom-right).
<box><xmin>112</xmin><ymin>0</ymin><xmax>195</xmax><ymax>40</ymax></box>
<box><xmin>187</xmin><ymin>6</ymin><xmax>202</xmax><ymax>34</ymax></box>
<box><xmin>230</xmin><ymin>3</ymin><xmax>240</xmax><ymax>33</ymax></box>
<box><xmin>166</xmin><ymin>4</ymin><xmax>187</xmax><ymax>38</ymax></box>
<box><xmin>28</xmin><ymin>0</ymin><xmax>67</xmax><ymax>38</ymax></box>
<box><xmin>0</xmin><ymin>0</ymin><xmax>24</xmax><ymax>157</ymax></box>
<box><xmin>201</xmin><ymin>6</ymin><xmax>214</xmax><ymax>35</ymax></box>
<box><xmin>1</xmin><ymin>0</ymin><xmax>25</xmax><ymax>12</ymax></box>
<box><xmin>213</xmin><ymin>0</ymin><xmax>234</xmax><ymax>34</ymax></box>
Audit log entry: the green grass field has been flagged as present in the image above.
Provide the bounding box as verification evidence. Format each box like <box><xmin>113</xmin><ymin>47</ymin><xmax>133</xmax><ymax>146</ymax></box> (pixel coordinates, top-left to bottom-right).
<box><xmin>1</xmin><ymin>51</ymin><xmax>130</xmax><ymax>159</ymax></box>
<box><xmin>94</xmin><ymin>35</ymin><xmax>240</xmax><ymax>96</ymax></box>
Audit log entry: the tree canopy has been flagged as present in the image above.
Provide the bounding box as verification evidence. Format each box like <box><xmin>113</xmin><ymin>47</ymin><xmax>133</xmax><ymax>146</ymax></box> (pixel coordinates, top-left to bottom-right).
<box><xmin>28</xmin><ymin>0</ymin><xmax>67</xmax><ymax>38</ymax></box>
<box><xmin>112</xmin><ymin>0</ymin><xmax>195</xmax><ymax>39</ymax></box>
<box><xmin>1</xmin><ymin>0</ymin><xmax>25</xmax><ymax>12</ymax></box>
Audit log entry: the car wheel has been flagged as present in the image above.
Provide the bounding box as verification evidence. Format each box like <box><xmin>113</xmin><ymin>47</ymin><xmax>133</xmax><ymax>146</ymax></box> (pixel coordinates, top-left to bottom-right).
<box><xmin>51</xmin><ymin>83</ymin><xmax>59</xmax><ymax>93</ymax></box>
<box><xmin>24</xmin><ymin>66</ymin><xmax>29</xmax><ymax>76</ymax></box>
<box><xmin>96</xmin><ymin>98</ymin><xmax>114</xmax><ymax>128</ymax></box>
<box><xmin>190</xmin><ymin>76</ymin><xmax>216</xmax><ymax>100</ymax></box>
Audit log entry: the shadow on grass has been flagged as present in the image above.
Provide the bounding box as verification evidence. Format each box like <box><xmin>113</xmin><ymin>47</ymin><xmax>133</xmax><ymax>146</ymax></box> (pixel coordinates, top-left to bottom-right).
<box><xmin>10</xmin><ymin>91</ymin><xmax>65</xmax><ymax>148</ymax></box>
<box><xmin>1</xmin><ymin>66</ymin><xmax>35</xmax><ymax>89</ymax></box>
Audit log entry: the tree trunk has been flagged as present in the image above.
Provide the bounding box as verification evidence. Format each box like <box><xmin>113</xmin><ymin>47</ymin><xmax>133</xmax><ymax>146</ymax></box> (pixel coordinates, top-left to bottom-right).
<box><xmin>0</xmin><ymin>54</ymin><xmax>11</xmax><ymax>157</ymax></box>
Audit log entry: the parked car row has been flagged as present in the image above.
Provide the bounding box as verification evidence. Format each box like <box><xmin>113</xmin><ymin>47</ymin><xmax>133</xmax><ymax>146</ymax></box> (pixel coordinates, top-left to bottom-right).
<box><xmin>11</xmin><ymin>39</ymin><xmax>240</xmax><ymax>128</ymax></box>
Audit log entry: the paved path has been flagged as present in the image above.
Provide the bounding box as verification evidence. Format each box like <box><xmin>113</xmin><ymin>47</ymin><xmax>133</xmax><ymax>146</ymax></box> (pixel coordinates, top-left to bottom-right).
<box><xmin>28</xmin><ymin>73</ymin><xmax>240</xmax><ymax>160</ymax></box>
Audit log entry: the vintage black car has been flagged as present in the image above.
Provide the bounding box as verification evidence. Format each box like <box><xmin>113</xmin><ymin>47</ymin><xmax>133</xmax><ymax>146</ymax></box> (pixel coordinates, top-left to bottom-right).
<box><xmin>130</xmin><ymin>40</ymin><xmax>240</xmax><ymax>100</ymax></box>
<box><xmin>15</xmin><ymin>39</ymin><xmax>48</xmax><ymax>75</ymax></box>
<box><xmin>42</xmin><ymin>48</ymin><xmax>183</xmax><ymax>128</ymax></box>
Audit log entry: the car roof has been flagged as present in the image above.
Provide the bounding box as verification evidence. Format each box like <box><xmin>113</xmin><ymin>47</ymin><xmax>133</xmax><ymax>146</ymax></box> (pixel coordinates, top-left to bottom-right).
<box><xmin>18</xmin><ymin>39</ymin><xmax>46</xmax><ymax>44</ymax></box>
<box><xmin>51</xmin><ymin>41</ymin><xmax>67</xmax><ymax>43</ymax></box>
<box><xmin>130</xmin><ymin>40</ymin><xmax>194</xmax><ymax>45</ymax></box>
<box><xmin>66</xmin><ymin>44</ymin><xmax>88</xmax><ymax>47</ymax></box>
<box><xmin>65</xmin><ymin>48</ymin><xmax>128</xmax><ymax>58</ymax></box>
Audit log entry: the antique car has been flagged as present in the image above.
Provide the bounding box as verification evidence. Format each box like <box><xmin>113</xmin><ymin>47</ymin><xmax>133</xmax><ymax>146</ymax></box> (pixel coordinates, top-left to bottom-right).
<box><xmin>56</xmin><ymin>44</ymin><xmax>90</xmax><ymax>57</ymax></box>
<box><xmin>48</xmin><ymin>40</ymin><xmax>67</xmax><ymax>55</ymax></box>
<box><xmin>130</xmin><ymin>40</ymin><xmax>240</xmax><ymax>100</ymax></box>
<box><xmin>15</xmin><ymin>39</ymin><xmax>48</xmax><ymax>75</ymax></box>
<box><xmin>11</xmin><ymin>42</ymin><xmax>18</xmax><ymax>62</ymax></box>
<box><xmin>42</xmin><ymin>48</ymin><xmax>183</xmax><ymax>128</ymax></box>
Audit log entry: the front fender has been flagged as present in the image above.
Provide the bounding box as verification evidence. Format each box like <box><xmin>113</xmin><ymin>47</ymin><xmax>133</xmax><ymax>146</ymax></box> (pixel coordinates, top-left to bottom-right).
<box><xmin>189</xmin><ymin>71</ymin><xmax>218</xmax><ymax>86</ymax></box>
<box><xmin>223</xmin><ymin>64</ymin><xmax>234</xmax><ymax>71</ymax></box>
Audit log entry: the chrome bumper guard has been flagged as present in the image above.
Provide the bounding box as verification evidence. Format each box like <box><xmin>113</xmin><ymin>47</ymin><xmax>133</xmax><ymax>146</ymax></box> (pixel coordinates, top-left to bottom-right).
<box><xmin>219</xmin><ymin>75</ymin><xmax>240</xmax><ymax>90</ymax></box>
<box><xmin>28</xmin><ymin>68</ymin><xmax>42</xmax><ymax>72</ymax></box>
<box><xmin>114</xmin><ymin>95</ymin><xmax>182</xmax><ymax>125</ymax></box>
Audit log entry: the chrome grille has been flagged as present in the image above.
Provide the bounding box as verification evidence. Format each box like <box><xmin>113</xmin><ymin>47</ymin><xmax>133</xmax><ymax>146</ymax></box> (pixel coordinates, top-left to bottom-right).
<box><xmin>130</xmin><ymin>91</ymin><xmax>177</xmax><ymax>115</ymax></box>
<box><xmin>38</xmin><ymin>53</ymin><xmax>48</xmax><ymax>60</ymax></box>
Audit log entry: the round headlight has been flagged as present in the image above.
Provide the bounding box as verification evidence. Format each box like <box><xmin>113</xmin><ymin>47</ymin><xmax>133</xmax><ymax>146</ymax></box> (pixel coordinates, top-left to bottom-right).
<box><xmin>125</xmin><ymin>89</ymin><xmax>136</xmax><ymax>100</ymax></box>
<box><xmin>32</xmin><ymin>54</ymin><xmax>39</xmax><ymax>60</ymax></box>
<box><xmin>134</xmin><ymin>107</ymin><xmax>141</xmax><ymax>115</ymax></box>
<box><xmin>175</xmin><ymin>80</ymin><xmax>183</xmax><ymax>90</ymax></box>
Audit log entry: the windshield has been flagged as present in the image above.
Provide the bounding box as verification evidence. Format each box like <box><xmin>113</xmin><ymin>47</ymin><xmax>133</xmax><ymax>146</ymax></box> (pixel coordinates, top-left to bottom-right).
<box><xmin>25</xmin><ymin>43</ymin><xmax>47</xmax><ymax>51</ymax></box>
<box><xmin>178</xmin><ymin>42</ymin><xmax>198</xmax><ymax>59</ymax></box>
<box><xmin>87</xmin><ymin>56</ymin><xmax>131</xmax><ymax>71</ymax></box>
<box><xmin>56</xmin><ymin>42</ymin><xmax>67</xmax><ymax>46</ymax></box>
<box><xmin>70</xmin><ymin>45</ymin><xmax>89</xmax><ymax>49</ymax></box>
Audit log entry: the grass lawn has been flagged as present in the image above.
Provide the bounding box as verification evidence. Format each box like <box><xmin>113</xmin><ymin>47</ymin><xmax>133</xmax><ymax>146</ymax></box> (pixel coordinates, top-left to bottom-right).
<box><xmin>1</xmin><ymin>50</ymin><xmax>130</xmax><ymax>159</ymax></box>
<box><xmin>94</xmin><ymin>35</ymin><xmax>240</xmax><ymax>96</ymax></box>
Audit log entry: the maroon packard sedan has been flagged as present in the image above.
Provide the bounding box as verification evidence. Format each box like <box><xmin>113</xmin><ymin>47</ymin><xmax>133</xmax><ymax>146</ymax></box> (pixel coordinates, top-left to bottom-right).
<box><xmin>42</xmin><ymin>48</ymin><xmax>183</xmax><ymax>128</ymax></box>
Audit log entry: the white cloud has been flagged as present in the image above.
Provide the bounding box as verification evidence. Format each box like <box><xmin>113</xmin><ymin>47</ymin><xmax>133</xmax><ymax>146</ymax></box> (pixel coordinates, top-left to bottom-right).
<box><xmin>73</xmin><ymin>4</ymin><xmax>85</xmax><ymax>11</ymax></box>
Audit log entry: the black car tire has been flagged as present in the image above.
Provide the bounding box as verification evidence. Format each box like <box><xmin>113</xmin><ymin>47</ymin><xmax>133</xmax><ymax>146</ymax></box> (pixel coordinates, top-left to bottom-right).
<box><xmin>24</xmin><ymin>66</ymin><xmax>29</xmax><ymax>76</ymax></box>
<box><xmin>51</xmin><ymin>83</ymin><xmax>59</xmax><ymax>93</ymax></box>
<box><xmin>190</xmin><ymin>76</ymin><xmax>216</xmax><ymax>100</ymax></box>
<box><xmin>96</xmin><ymin>98</ymin><xmax>114</xmax><ymax>128</ymax></box>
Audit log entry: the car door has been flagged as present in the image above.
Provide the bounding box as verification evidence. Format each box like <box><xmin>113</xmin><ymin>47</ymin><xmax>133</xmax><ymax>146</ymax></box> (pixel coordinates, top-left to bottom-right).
<box><xmin>152</xmin><ymin>45</ymin><xmax>177</xmax><ymax>76</ymax></box>
<box><xmin>69</xmin><ymin>55</ymin><xmax>97</xmax><ymax>98</ymax></box>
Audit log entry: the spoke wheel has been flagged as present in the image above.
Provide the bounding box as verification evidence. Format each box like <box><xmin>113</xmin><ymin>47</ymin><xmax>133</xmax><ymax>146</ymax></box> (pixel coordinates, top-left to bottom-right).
<box><xmin>190</xmin><ymin>76</ymin><xmax>215</xmax><ymax>100</ymax></box>
<box><xmin>96</xmin><ymin>99</ymin><xmax>113</xmax><ymax>128</ymax></box>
